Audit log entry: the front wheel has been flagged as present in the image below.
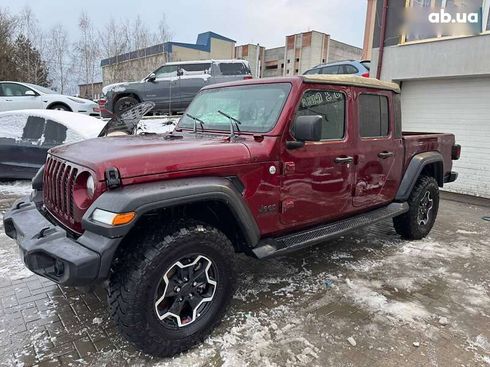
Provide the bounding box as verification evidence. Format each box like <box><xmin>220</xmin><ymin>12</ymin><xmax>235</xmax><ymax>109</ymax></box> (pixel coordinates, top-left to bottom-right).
<box><xmin>108</xmin><ymin>221</ymin><xmax>236</xmax><ymax>357</ymax></box>
<box><xmin>113</xmin><ymin>96</ymin><xmax>138</xmax><ymax>115</ymax></box>
<box><xmin>393</xmin><ymin>175</ymin><xmax>439</xmax><ymax>240</ymax></box>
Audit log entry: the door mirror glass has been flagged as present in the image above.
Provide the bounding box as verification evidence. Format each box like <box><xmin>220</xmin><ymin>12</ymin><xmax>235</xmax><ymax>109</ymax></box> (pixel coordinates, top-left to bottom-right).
<box><xmin>146</xmin><ymin>73</ymin><xmax>156</xmax><ymax>82</ymax></box>
<box><xmin>292</xmin><ymin>115</ymin><xmax>323</xmax><ymax>142</ymax></box>
<box><xmin>177</xmin><ymin>68</ymin><xmax>184</xmax><ymax>77</ymax></box>
<box><xmin>25</xmin><ymin>90</ymin><xmax>36</xmax><ymax>96</ymax></box>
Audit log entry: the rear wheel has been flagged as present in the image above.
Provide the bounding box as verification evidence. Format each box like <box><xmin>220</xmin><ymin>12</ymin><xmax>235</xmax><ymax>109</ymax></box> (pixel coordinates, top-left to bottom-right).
<box><xmin>113</xmin><ymin>96</ymin><xmax>138</xmax><ymax>115</ymax></box>
<box><xmin>108</xmin><ymin>221</ymin><xmax>236</xmax><ymax>357</ymax></box>
<box><xmin>393</xmin><ymin>175</ymin><xmax>439</xmax><ymax>240</ymax></box>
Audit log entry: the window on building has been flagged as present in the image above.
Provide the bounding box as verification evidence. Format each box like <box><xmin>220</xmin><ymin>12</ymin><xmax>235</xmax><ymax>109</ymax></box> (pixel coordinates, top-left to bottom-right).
<box><xmin>287</xmin><ymin>59</ymin><xmax>290</xmax><ymax>63</ymax></box>
<box><xmin>281</xmin><ymin>63</ymin><xmax>284</xmax><ymax>68</ymax></box>
<box><xmin>359</xmin><ymin>94</ymin><xmax>389</xmax><ymax>138</ymax></box>
<box><xmin>286</xmin><ymin>70</ymin><xmax>290</xmax><ymax>74</ymax></box>
<box><xmin>296</xmin><ymin>90</ymin><xmax>345</xmax><ymax>140</ymax></box>
<box><xmin>295</xmin><ymin>69</ymin><xmax>299</xmax><ymax>73</ymax></box>
<box><xmin>322</xmin><ymin>59</ymin><xmax>326</xmax><ymax>63</ymax></box>
<box><xmin>296</xmin><ymin>58</ymin><xmax>300</xmax><ymax>62</ymax></box>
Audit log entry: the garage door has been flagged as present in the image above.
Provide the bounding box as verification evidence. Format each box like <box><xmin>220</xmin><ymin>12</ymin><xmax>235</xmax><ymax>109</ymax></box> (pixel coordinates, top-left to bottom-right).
<box><xmin>401</xmin><ymin>78</ymin><xmax>490</xmax><ymax>198</ymax></box>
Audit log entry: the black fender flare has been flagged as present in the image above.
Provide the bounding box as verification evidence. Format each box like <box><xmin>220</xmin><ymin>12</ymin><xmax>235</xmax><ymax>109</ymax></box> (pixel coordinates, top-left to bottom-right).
<box><xmin>395</xmin><ymin>151</ymin><xmax>444</xmax><ymax>201</ymax></box>
<box><xmin>82</xmin><ymin>177</ymin><xmax>260</xmax><ymax>244</ymax></box>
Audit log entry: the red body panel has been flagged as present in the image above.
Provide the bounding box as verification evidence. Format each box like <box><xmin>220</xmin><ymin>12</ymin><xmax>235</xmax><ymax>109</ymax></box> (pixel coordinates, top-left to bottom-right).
<box><xmin>45</xmin><ymin>76</ymin><xmax>457</xmax><ymax>238</ymax></box>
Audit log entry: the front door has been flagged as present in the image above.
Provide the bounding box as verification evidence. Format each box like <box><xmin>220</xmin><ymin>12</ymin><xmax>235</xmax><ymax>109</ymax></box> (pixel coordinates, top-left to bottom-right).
<box><xmin>353</xmin><ymin>92</ymin><xmax>403</xmax><ymax>207</ymax></box>
<box><xmin>280</xmin><ymin>87</ymin><xmax>356</xmax><ymax>226</ymax></box>
<box><xmin>0</xmin><ymin>83</ymin><xmax>43</xmax><ymax>112</ymax></box>
<box><xmin>144</xmin><ymin>65</ymin><xmax>180</xmax><ymax>114</ymax></box>
<box><xmin>178</xmin><ymin>63</ymin><xmax>212</xmax><ymax>108</ymax></box>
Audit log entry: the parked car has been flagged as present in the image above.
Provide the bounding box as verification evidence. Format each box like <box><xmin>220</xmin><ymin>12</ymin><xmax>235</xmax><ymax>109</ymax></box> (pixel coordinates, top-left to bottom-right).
<box><xmin>304</xmin><ymin>60</ymin><xmax>371</xmax><ymax>77</ymax></box>
<box><xmin>4</xmin><ymin>75</ymin><xmax>460</xmax><ymax>357</ymax></box>
<box><xmin>102</xmin><ymin>59</ymin><xmax>252</xmax><ymax>116</ymax></box>
<box><xmin>0</xmin><ymin>110</ymin><xmax>105</xmax><ymax>179</ymax></box>
<box><xmin>0</xmin><ymin>82</ymin><xmax>100</xmax><ymax>116</ymax></box>
<box><xmin>0</xmin><ymin>106</ymin><xmax>176</xmax><ymax>179</ymax></box>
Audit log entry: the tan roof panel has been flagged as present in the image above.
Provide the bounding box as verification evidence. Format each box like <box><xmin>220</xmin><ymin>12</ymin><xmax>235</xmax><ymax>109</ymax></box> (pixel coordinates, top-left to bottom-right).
<box><xmin>302</xmin><ymin>75</ymin><xmax>400</xmax><ymax>93</ymax></box>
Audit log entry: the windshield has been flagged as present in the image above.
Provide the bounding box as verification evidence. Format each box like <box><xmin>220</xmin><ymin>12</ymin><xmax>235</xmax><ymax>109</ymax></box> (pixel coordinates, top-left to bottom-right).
<box><xmin>179</xmin><ymin>83</ymin><xmax>292</xmax><ymax>133</ymax></box>
<box><xmin>24</xmin><ymin>83</ymin><xmax>57</xmax><ymax>94</ymax></box>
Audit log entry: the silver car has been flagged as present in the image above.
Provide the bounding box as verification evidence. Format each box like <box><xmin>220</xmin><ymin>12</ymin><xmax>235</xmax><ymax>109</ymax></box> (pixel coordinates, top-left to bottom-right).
<box><xmin>303</xmin><ymin>60</ymin><xmax>371</xmax><ymax>77</ymax></box>
<box><xmin>103</xmin><ymin>59</ymin><xmax>253</xmax><ymax>116</ymax></box>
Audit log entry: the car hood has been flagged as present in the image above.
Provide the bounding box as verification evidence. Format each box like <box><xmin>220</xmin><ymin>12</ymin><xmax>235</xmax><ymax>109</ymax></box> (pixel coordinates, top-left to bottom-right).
<box><xmin>48</xmin><ymin>133</ymin><xmax>252</xmax><ymax>180</ymax></box>
<box><xmin>102</xmin><ymin>81</ymin><xmax>140</xmax><ymax>94</ymax></box>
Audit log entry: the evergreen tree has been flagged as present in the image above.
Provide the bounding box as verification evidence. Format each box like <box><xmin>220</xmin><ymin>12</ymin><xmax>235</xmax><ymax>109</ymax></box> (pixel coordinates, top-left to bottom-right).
<box><xmin>12</xmin><ymin>34</ymin><xmax>51</xmax><ymax>86</ymax></box>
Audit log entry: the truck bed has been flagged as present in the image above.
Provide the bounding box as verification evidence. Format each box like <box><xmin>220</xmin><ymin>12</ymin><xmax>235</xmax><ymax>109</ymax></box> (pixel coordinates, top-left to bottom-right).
<box><xmin>402</xmin><ymin>131</ymin><xmax>456</xmax><ymax>179</ymax></box>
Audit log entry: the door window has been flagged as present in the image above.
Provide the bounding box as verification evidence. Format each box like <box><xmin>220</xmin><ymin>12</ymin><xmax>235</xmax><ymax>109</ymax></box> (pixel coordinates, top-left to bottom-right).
<box><xmin>153</xmin><ymin>65</ymin><xmax>179</xmax><ymax>78</ymax></box>
<box><xmin>0</xmin><ymin>114</ymin><xmax>28</xmax><ymax>140</ymax></box>
<box><xmin>296</xmin><ymin>90</ymin><xmax>345</xmax><ymax>140</ymax></box>
<box><xmin>180</xmin><ymin>63</ymin><xmax>211</xmax><ymax>74</ymax></box>
<box><xmin>218</xmin><ymin>62</ymin><xmax>250</xmax><ymax>75</ymax></box>
<box><xmin>321</xmin><ymin>65</ymin><xmax>340</xmax><ymax>74</ymax></box>
<box><xmin>1</xmin><ymin>83</ymin><xmax>33</xmax><ymax>96</ymax></box>
<box><xmin>343</xmin><ymin>64</ymin><xmax>359</xmax><ymax>74</ymax></box>
<box><xmin>359</xmin><ymin>94</ymin><xmax>389</xmax><ymax>137</ymax></box>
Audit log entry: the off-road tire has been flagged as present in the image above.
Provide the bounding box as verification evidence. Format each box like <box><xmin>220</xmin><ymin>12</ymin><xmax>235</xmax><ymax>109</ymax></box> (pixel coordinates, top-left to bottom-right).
<box><xmin>108</xmin><ymin>221</ymin><xmax>236</xmax><ymax>357</ymax></box>
<box><xmin>113</xmin><ymin>96</ymin><xmax>138</xmax><ymax>115</ymax></box>
<box><xmin>393</xmin><ymin>175</ymin><xmax>439</xmax><ymax>240</ymax></box>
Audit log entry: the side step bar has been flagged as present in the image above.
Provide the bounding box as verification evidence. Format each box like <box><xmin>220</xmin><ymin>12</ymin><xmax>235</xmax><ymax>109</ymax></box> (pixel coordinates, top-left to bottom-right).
<box><xmin>252</xmin><ymin>202</ymin><xmax>409</xmax><ymax>259</ymax></box>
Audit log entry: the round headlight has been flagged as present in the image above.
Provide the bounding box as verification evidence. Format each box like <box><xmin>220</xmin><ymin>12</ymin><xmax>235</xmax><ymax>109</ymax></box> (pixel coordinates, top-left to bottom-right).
<box><xmin>86</xmin><ymin>175</ymin><xmax>95</xmax><ymax>198</ymax></box>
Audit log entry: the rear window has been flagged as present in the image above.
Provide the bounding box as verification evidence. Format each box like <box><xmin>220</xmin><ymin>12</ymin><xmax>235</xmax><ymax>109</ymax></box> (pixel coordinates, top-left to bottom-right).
<box><xmin>218</xmin><ymin>62</ymin><xmax>250</xmax><ymax>75</ymax></box>
<box><xmin>321</xmin><ymin>65</ymin><xmax>340</xmax><ymax>75</ymax></box>
<box><xmin>359</xmin><ymin>94</ymin><xmax>389</xmax><ymax>138</ymax></box>
<box><xmin>304</xmin><ymin>68</ymin><xmax>320</xmax><ymax>75</ymax></box>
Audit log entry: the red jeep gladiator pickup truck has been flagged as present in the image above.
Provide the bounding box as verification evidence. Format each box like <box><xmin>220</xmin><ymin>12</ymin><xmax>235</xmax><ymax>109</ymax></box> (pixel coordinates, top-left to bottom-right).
<box><xmin>4</xmin><ymin>75</ymin><xmax>460</xmax><ymax>357</ymax></box>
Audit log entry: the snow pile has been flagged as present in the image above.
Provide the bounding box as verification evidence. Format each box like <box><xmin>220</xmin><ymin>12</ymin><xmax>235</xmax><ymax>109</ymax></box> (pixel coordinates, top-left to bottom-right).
<box><xmin>0</xmin><ymin>233</ymin><xmax>34</xmax><ymax>280</ymax></box>
<box><xmin>0</xmin><ymin>181</ymin><xmax>32</xmax><ymax>196</ymax></box>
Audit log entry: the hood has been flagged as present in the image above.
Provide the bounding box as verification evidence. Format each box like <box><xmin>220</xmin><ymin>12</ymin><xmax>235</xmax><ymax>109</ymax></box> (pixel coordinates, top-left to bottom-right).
<box><xmin>49</xmin><ymin>133</ymin><xmax>252</xmax><ymax>180</ymax></box>
<box><xmin>102</xmin><ymin>81</ymin><xmax>140</xmax><ymax>95</ymax></box>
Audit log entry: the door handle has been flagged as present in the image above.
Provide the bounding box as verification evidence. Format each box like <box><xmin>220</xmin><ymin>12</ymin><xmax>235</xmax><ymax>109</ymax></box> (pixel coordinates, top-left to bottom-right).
<box><xmin>334</xmin><ymin>156</ymin><xmax>354</xmax><ymax>164</ymax></box>
<box><xmin>378</xmin><ymin>151</ymin><xmax>394</xmax><ymax>159</ymax></box>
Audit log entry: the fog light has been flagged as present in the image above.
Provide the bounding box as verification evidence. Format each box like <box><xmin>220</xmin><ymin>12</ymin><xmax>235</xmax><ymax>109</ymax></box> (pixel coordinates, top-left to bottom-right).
<box><xmin>92</xmin><ymin>209</ymin><xmax>135</xmax><ymax>226</ymax></box>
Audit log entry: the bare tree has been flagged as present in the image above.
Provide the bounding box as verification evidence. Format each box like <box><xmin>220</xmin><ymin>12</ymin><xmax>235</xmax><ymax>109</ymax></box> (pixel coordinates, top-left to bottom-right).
<box><xmin>47</xmin><ymin>24</ymin><xmax>70</xmax><ymax>93</ymax></box>
<box><xmin>73</xmin><ymin>12</ymin><xmax>100</xmax><ymax>98</ymax></box>
<box><xmin>98</xmin><ymin>17</ymin><xmax>128</xmax><ymax>84</ymax></box>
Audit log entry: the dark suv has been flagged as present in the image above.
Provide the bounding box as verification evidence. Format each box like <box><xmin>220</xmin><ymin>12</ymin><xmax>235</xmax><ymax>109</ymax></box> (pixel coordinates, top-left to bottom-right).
<box><xmin>103</xmin><ymin>59</ymin><xmax>252</xmax><ymax>116</ymax></box>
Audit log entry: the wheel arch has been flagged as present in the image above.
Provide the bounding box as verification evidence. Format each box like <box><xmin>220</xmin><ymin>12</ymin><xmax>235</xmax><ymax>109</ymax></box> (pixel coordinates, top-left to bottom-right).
<box><xmin>47</xmin><ymin>101</ymin><xmax>72</xmax><ymax>111</ymax></box>
<box><xmin>81</xmin><ymin>177</ymin><xmax>260</xmax><ymax>279</ymax></box>
<box><xmin>396</xmin><ymin>151</ymin><xmax>444</xmax><ymax>202</ymax></box>
<box><xmin>112</xmin><ymin>92</ymin><xmax>142</xmax><ymax>105</ymax></box>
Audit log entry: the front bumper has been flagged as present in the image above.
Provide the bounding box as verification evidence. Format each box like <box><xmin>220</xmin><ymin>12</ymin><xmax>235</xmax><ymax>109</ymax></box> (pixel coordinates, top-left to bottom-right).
<box><xmin>3</xmin><ymin>194</ymin><xmax>120</xmax><ymax>286</ymax></box>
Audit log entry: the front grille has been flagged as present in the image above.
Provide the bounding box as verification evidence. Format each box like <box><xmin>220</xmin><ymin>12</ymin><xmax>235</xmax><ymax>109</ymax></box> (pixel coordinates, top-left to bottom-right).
<box><xmin>43</xmin><ymin>156</ymin><xmax>78</xmax><ymax>228</ymax></box>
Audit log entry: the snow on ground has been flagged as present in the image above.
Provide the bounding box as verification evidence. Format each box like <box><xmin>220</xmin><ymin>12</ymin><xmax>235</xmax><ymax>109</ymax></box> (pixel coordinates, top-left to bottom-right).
<box><xmin>0</xmin><ymin>180</ymin><xmax>32</xmax><ymax>197</ymax></box>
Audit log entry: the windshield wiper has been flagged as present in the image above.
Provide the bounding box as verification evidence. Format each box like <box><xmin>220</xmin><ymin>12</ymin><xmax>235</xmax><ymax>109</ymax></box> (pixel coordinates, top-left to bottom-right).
<box><xmin>217</xmin><ymin>110</ymin><xmax>242</xmax><ymax>138</ymax></box>
<box><xmin>185</xmin><ymin>113</ymin><xmax>205</xmax><ymax>133</ymax></box>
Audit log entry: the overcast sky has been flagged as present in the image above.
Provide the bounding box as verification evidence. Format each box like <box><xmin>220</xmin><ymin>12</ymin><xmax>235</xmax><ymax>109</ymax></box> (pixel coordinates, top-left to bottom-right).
<box><xmin>4</xmin><ymin>0</ymin><xmax>367</xmax><ymax>49</ymax></box>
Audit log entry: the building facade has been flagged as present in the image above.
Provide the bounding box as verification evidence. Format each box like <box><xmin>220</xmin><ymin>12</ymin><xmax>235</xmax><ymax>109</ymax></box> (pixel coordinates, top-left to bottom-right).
<box><xmin>101</xmin><ymin>32</ymin><xmax>236</xmax><ymax>85</ymax></box>
<box><xmin>253</xmin><ymin>31</ymin><xmax>362</xmax><ymax>78</ymax></box>
<box><xmin>234</xmin><ymin>44</ymin><xmax>265</xmax><ymax>78</ymax></box>
<box><xmin>366</xmin><ymin>0</ymin><xmax>490</xmax><ymax>198</ymax></box>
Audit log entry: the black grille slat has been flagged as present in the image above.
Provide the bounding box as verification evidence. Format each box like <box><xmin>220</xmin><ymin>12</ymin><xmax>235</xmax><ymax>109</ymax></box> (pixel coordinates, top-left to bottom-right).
<box><xmin>43</xmin><ymin>155</ymin><xmax>79</xmax><ymax>227</ymax></box>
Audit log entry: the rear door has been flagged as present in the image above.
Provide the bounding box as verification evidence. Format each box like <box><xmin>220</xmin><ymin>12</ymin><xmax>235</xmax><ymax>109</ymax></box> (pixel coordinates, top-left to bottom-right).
<box><xmin>353</xmin><ymin>91</ymin><xmax>403</xmax><ymax>207</ymax></box>
<box><xmin>280</xmin><ymin>85</ymin><xmax>356</xmax><ymax>226</ymax></box>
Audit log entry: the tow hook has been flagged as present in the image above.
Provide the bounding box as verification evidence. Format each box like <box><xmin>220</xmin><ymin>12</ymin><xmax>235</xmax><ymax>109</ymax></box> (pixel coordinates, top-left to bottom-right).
<box><xmin>36</xmin><ymin>227</ymin><xmax>56</xmax><ymax>239</ymax></box>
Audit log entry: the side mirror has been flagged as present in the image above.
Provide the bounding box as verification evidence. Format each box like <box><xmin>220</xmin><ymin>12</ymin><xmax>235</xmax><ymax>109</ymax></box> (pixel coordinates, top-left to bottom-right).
<box><xmin>289</xmin><ymin>115</ymin><xmax>322</xmax><ymax>148</ymax></box>
<box><xmin>177</xmin><ymin>68</ymin><xmax>183</xmax><ymax>77</ymax></box>
<box><xmin>25</xmin><ymin>90</ymin><xmax>36</xmax><ymax>96</ymax></box>
<box><xmin>146</xmin><ymin>73</ymin><xmax>156</xmax><ymax>82</ymax></box>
